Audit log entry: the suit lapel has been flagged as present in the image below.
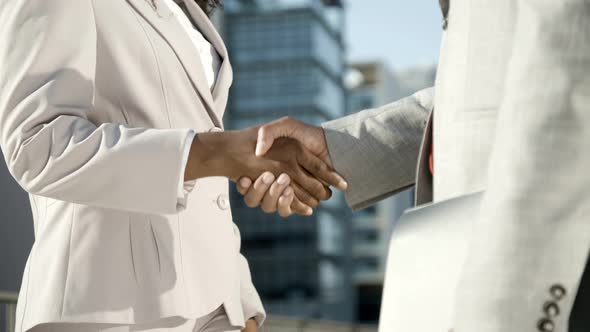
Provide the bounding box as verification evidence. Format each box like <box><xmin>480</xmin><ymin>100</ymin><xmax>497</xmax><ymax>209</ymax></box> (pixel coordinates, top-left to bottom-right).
<box><xmin>126</xmin><ymin>0</ymin><xmax>223</xmax><ymax>126</ymax></box>
<box><xmin>181</xmin><ymin>0</ymin><xmax>233</xmax><ymax>120</ymax></box>
<box><xmin>439</xmin><ymin>0</ymin><xmax>450</xmax><ymax>29</ymax></box>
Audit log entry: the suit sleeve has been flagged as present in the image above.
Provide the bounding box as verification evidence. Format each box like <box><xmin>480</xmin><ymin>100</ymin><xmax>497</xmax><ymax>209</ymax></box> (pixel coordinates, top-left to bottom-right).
<box><xmin>0</xmin><ymin>0</ymin><xmax>193</xmax><ymax>214</ymax></box>
<box><xmin>321</xmin><ymin>87</ymin><xmax>434</xmax><ymax>210</ymax></box>
<box><xmin>453</xmin><ymin>1</ymin><xmax>590</xmax><ymax>331</ymax></box>
<box><xmin>232</xmin><ymin>224</ymin><xmax>266</xmax><ymax>327</ymax></box>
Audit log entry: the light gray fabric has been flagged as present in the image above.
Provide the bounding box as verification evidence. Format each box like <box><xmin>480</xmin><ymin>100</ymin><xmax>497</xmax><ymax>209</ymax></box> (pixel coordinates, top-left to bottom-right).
<box><xmin>324</xmin><ymin>0</ymin><xmax>590</xmax><ymax>330</ymax></box>
<box><xmin>451</xmin><ymin>0</ymin><xmax>590</xmax><ymax>331</ymax></box>
<box><xmin>431</xmin><ymin>0</ymin><xmax>513</xmax><ymax>203</ymax></box>
<box><xmin>379</xmin><ymin>193</ymin><xmax>481</xmax><ymax>332</ymax></box>
<box><xmin>322</xmin><ymin>88</ymin><xmax>433</xmax><ymax>211</ymax></box>
<box><xmin>414</xmin><ymin>110</ymin><xmax>433</xmax><ymax>205</ymax></box>
<box><xmin>0</xmin><ymin>0</ymin><xmax>264</xmax><ymax>331</ymax></box>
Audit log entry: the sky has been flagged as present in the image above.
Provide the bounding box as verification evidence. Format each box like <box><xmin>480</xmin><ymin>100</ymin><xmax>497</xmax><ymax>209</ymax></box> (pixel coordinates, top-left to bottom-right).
<box><xmin>346</xmin><ymin>0</ymin><xmax>443</xmax><ymax>70</ymax></box>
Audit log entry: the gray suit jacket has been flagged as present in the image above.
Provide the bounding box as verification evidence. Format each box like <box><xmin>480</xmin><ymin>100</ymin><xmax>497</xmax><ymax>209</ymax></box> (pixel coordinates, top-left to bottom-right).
<box><xmin>0</xmin><ymin>0</ymin><xmax>264</xmax><ymax>330</ymax></box>
<box><xmin>323</xmin><ymin>0</ymin><xmax>590</xmax><ymax>330</ymax></box>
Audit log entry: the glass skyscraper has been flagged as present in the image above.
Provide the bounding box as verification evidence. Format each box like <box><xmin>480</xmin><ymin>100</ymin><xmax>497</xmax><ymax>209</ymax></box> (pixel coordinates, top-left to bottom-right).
<box><xmin>221</xmin><ymin>0</ymin><xmax>355</xmax><ymax>322</ymax></box>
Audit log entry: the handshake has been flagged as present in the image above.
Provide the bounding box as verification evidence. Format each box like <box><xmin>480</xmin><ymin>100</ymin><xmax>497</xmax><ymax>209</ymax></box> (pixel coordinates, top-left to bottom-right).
<box><xmin>185</xmin><ymin>117</ymin><xmax>347</xmax><ymax>217</ymax></box>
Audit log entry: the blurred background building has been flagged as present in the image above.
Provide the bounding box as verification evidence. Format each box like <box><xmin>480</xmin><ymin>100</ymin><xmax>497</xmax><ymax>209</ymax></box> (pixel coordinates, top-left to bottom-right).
<box><xmin>0</xmin><ymin>158</ymin><xmax>33</xmax><ymax>331</ymax></box>
<box><xmin>220</xmin><ymin>0</ymin><xmax>356</xmax><ymax>322</ymax></box>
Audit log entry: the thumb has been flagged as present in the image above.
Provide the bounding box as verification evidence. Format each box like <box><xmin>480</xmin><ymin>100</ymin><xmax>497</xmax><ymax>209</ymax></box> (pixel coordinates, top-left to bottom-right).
<box><xmin>255</xmin><ymin>117</ymin><xmax>299</xmax><ymax>156</ymax></box>
<box><xmin>255</xmin><ymin>126</ymin><xmax>275</xmax><ymax>156</ymax></box>
<box><xmin>255</xmin><ymin>121</ymin><xmax>289</xmax><ymax>156</ymax></box>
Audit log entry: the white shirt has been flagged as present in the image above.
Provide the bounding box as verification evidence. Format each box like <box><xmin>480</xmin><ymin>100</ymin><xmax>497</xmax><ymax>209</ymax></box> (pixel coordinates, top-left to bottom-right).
<box><xmin>164</xmin><ymin>0</ymin><xmax>222</xmax><ymax>89</ymax></box>
<box><xmin>162</xmin><ymin>0</ymin><xmax>223</xmax><ymax>203</ymax></box>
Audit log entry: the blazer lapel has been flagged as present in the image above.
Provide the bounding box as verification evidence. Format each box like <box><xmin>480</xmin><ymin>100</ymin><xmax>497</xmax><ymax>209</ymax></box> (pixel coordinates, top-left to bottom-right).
<box><xmin>181</xmin><ymin>0</ymin><xmax>233</xmax><ymax>121</ymax></box>
<box><xmin>126</xmin><ymin>0</ymin><xmax>222</xmax><ymax>126</ymax></box>
<box><xmin>439</xmin><ymin>0</ymin><xmax>450</xmax><ymax>29</ymax></box>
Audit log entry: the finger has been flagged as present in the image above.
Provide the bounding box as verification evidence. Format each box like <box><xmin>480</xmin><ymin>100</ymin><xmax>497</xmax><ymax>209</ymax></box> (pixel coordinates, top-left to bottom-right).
<box><xmin>261</xmin><ymin>173</ymin><xmax>291</xmax><ymax>213</ymax></box>
<box><xmin>291</xmin><ymin>182</ymin><xmax>320</xmax><ymax>209</ymax></box>
<box><xmin>237</xmin><ymin>177</ymin><xmax>253</xmax><ymax>195</ymax></box>
<box><xmin>256</xmin><ymin>117</ymin><xmax>295</xmax><ymax>156</ymax></box>
<box><xmin>243</xmin><ymin>172</ymin><xmax>275</xmax><ymax>208</ymax></box>
<box><xmin>298</xmin><ymin>149</ymin><xmax>348</xmax><ymax>191</ymax></box>
<box><xmin>291</xmin><ymin>166</ymin><xmax>332</xmax><ymax>202</ymax></box>
<box><xmin>277</xmin><ymin>186</ymin><xmax>295</xmax><ymax>217</ymax></box>
<box><xmin>291</xmin><ymin>194</ymin><xmax>313</xmax><ymax>216</ymax></box>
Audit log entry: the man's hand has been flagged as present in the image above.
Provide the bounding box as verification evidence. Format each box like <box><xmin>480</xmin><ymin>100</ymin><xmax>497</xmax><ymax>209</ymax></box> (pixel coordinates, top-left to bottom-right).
<box><xmin>256</xmin><ymin>117</ymin><xmax>334</xmax><ymax>168</ymax></box>
<box><xmin>237</xmin><ymin>117</ymin><xmax>348</xmax><ymax>217</ymax></box>
<box><xmin>185</xmin><ymin>126</ymin><xmax>343</xmax><ymax>214</ymax></box>
<box><xmin>242</xmin><ymin>319</ymin><xmax>258</xmax><ymax>332</ymax></box>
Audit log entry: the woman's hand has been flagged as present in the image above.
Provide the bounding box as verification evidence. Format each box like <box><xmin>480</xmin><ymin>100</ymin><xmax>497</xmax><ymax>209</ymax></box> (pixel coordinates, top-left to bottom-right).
<box><xmin>237</xmin><ymin>173</ymin><xmax>297</xmax><ymax>217</ymax></box>
<box><xmin>242</xmin><ymin>319</ymin><xmax>258</xmax><ymax>332</ymax></box>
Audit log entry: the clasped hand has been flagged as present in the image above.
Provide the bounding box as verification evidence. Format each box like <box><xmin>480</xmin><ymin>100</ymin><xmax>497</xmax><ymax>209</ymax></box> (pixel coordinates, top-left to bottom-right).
<box><xmin>185</xmin><ymin>123</ymin><xmax>346</xmax><ymax>216</ymax></box>
<box><xmin>235</xmin><ymin>117</ymin><xmax>346</xmax><ymax>217</ymax></box>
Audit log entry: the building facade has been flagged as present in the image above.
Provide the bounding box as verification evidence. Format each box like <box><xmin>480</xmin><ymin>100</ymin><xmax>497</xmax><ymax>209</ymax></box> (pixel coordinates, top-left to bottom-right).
<box><xmin>221</xmin><ymin>0</ymin><xmax>356</xmax><ymax>322</ymax></box>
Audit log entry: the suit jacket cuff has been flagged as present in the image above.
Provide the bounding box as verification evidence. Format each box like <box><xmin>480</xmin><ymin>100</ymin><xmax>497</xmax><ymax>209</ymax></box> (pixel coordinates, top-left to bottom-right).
<box><xmin>177</xmin><ymin>130</ymin><xmax>197</xmax><ymax>209</ymax></box>
<box><xmin>322</xmin><ymin>87</ymin><xmax>434</xmax><ymax>210</ymax></box>
<box><xmin>242</xmin><ymin>291</ymin><xmax>266</xmax><ymax>327</ymax></box>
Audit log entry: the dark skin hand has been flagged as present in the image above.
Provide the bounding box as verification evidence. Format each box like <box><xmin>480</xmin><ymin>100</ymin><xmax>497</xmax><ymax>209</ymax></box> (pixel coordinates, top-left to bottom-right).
<box><xmin>242</xmin><ymin>319</ymin><xmax>258</xmax><ymax>332</ymax></box>
<box><xmin>184</xmin><ymin>126</ymin><xmax>345</xmax><ymax>215</ymax></box>
<box><xmin>237</xmin><ymin>117</ymin><xmax>349</xmax><ymax>217</ymax></box>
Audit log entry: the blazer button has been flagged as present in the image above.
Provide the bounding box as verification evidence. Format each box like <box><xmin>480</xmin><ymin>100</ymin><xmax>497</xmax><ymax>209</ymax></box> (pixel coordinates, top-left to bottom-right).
<box><xmin>217</xmin><ymin>194</ymin><xmax>230</xmax><ymax>210</ymax></box>
<box><xmin>543</xmin><ymin>301</ymin><xmax>560</xmax><ymax>317</ymax></box>
<box><xmin>537</xmin><ymin>318</ymin><xmax>554</xmax><ymax>332</ymax></box>
<box><xmin>550</xmin><ymin>284</ymin><xmax>567</xmax><ymax>300</ymax></box>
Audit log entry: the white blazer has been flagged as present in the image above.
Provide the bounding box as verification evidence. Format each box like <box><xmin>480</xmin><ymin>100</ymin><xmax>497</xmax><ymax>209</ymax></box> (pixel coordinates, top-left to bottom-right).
<box><xmin>0</xmin><ymin>0</ymin><xmax>265</xmax><ymax>331</ymax></box>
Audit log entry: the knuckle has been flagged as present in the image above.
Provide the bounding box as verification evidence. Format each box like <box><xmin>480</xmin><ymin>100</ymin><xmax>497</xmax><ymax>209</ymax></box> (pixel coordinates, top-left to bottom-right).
<box><xmin>309</xmin><ymin>198</ymin><xmax>320</xmax><ymax>209</ymax></box>
<box><xmin>244</xmin><ymin>197</ymin><xmax>258</xmax><ymax>208</ymax></box>
<box><xmin>311</xmin><ymin>164</ymin><xmax>320</xmax><ymax>174</ymax></box>
<box><xmin>311</xmin><ymin>161</ymin><xmax>323</xmax><ymax>172</ymax></box>
<box><xmin>284</xmin><ymin>167</ymin><xmax>297</xmax><ymax>180</ymax></box>
<box><xmin>299</xmin><ymin>190</ymin><xmax>312</xmax><ymax>203</ymax></box>
<box><xmin>315</xmin><ymin>183</ymin><xmax>329</xmax><ymax>200</ymax></box>
<box><xmin>273</xmin><ymin>161</ymin><xmax>286</xmax><ymax>173</ymax></box>
<box><xmin>298</xmin><ymin>190</ymin><xmax>317</xmax><ymax>207</ymax></box>
<box><xmin>269</xmin><ymin>184</ymin><xmax>283</xmax><ymax>197</ymax></box>
<box><xmin>295</xmin><ymin>142</ymin><xmax>304</xmax><ymax>153</ymax></box>
<box><xmin>293</xmin><ymin>205</ymin><xmax>306</xmax><ymax>215</ymax></box>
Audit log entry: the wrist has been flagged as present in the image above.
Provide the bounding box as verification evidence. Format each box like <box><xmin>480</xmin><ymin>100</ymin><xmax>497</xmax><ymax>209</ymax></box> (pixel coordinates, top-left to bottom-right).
<box><xmin>242</xmin><ymin>318</ymin><xmax>258</xmax><ymax>332</ymax></box>
<box><xmin>185</xmin><ymin>132</ymin><xmax>232</xmax><ymax>180</ymax></box>
<box><xmin>185</xmin><ymin>128</ymin><xmax>258</xmax><ymax>181</ymax></box>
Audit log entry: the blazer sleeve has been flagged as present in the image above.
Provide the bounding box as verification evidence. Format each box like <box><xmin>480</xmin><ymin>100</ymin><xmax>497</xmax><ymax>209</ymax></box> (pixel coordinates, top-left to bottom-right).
<box><xmin>0</xmin><ymin>0</ymin><xmax>193</xmax><ymax>214</ymax></box>
<box><xmin>232</xmin><ymin>224</ymin><xmax>266</xmax><ymax>327</ymax></box>
<box><xmin>453</xmin><ymin>1</ymin><xmax>590</xmax><ymax>331</ymax></box>
<box><xmin>321</xmin><ymin>87</ymin><xmax>434</xmax><ymax>210</ymax></box>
